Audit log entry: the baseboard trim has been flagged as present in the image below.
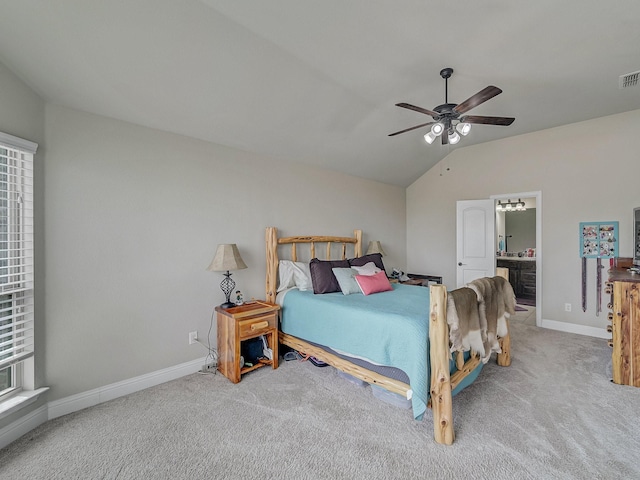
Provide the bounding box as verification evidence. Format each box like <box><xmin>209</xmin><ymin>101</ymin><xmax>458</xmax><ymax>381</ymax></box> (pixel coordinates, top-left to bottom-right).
<box><xmin>0</xmin><ymin>404</ymin><xmax>48</xmax><ymax>449</ymax></box>
<box><xmin>48</xmin><ymin>358</ymin><xmax>202</xmax><ymax>420</ymax></box>
<box><xmin>1</xmin><ymin>358</ymin><xmax>203</xmax><ymax>449</ymax></box>
<box><xmin>541</xmin><ymin>319</ymin><xmax>608</xmax><ymax>339</ymax></box>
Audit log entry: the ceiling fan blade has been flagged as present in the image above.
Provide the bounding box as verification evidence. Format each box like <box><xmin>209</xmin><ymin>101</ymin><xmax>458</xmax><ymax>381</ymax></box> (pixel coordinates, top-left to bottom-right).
<box><xmin>396</xmin><ymin>103</ymin><xmax>439</xmax><ymax>117</ymax></box>
<box><xmin>388</xmin><ymin>121</ymin><xmax>435</xmax><ymax>137</ymax></box>
<box><xmin>460</xmin><ymin>115</ymin><xmax>515</xmax><ymax>126</ymax></box>
<box><xmin>453</xmin><ymin>86</ymin><xmax>502</xmax><ymax>114</ymax></box>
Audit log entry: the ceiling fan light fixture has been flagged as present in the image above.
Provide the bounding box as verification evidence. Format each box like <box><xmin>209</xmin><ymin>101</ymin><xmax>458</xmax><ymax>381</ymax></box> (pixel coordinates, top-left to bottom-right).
<box><xmin>424</xmin><ymin>131</ymin><xmax>437</xmax><ymax>144</ymax></box>
<box><xmin>456</xmin><ymin>122</ymin><xmax>472</xmax><ymax>136</ymax></box>
<box><xmin>431</xmin><ymin>122</ymin><xmax>444</xmax><ymax>136</ymax></box>
<box><xmin>389</xmin><ymin>68</ymin><xmax>514</xmax><ymax>147</ymax></box>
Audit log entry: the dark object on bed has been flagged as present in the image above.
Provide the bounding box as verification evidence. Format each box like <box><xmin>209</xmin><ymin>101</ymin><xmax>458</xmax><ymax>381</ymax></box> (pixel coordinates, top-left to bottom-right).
<box><xmin>309</xmin><ymin>258</ymin><xmax>350</xmax><ymax>294</ymax></box>
<box><xmin>348</xmin><ymin>252</ymin><xmax>386</xmax><ymax>272</ymax></box>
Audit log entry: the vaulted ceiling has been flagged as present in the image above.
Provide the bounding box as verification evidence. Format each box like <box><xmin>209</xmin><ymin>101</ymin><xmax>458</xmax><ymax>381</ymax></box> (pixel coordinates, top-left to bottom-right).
<box><xmin>1</xmin><ymin>1</ymin><xmax>639</xmax><ymax>186</ymax></box>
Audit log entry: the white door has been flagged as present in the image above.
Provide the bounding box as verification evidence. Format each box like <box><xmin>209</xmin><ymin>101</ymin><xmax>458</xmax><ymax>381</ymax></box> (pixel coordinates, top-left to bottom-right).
<box><xmin>456</xmin><ymin>199</ymin><xmax>496</xmax><ymax>287</ymax></box>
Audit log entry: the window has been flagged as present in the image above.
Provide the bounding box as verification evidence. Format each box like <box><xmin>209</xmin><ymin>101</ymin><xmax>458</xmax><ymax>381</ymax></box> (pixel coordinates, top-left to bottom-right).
<box><xmin>0</xmin><ymin>132</ymin><xmax>36</xmax><ymax>400</ymax></box>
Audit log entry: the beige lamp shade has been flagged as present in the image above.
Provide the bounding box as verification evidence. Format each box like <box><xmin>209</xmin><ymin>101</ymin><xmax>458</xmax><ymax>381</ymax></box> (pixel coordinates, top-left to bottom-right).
<box><xmin>366</xmin><ymin>240</ymin><xmax>386</xmax><ymax>256</ymax></box>
<box><xmin>207</xmin><ymin>244</ymin><xmax>248</xmax><ymax>272</ymax></box>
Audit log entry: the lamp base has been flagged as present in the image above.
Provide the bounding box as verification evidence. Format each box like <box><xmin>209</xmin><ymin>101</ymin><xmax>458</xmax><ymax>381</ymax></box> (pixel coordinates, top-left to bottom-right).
<box><xmin>219</xmin><ymin>271</ymin><xmax>236</xmax><ymax>309</ymax></box>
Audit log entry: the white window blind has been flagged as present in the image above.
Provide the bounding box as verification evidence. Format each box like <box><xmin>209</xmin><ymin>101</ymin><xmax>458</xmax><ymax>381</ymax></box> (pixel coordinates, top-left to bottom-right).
<box><xmin>0</xmin><ymin>133</ymin><xmax>36</xmax><ymax>373</ymax></box>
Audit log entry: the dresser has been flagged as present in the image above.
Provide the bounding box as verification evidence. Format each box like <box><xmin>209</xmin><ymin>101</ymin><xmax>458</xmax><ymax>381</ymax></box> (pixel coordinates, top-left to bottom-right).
<box><xmin>607</xmin><ymin>267</ymin><xmax>640</xmax><ymax>387</ymax></box>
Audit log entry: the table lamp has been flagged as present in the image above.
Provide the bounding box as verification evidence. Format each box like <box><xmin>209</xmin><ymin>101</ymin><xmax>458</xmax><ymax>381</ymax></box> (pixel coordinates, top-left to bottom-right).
<box><xmin>366</xmin><ymin>240</ymin><xmax>386</xmax><ymax>256</ymax></box>
<box><xmin>207</xmin><ymin>244</ymin><xmax>248</xmax><ymax>308</ymax></box>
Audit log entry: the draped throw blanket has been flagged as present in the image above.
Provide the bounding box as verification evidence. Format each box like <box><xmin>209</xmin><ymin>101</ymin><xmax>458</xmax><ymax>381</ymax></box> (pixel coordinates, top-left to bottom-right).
<box><xmin>447</xmin><ymin>276</ymin><xmax>516</xmax><ymax>364</ymax></box>
<box><xmin>447</xmin><ymin>287</ymin><xmax>484</xmax><ymax>357</ymax></box>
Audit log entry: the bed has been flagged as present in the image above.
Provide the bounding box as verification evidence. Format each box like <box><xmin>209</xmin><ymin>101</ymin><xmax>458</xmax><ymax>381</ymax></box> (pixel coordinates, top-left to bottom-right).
<box><xmin>265</xmin><ymin>227</ymin><xmax>511</xmax><ymax>445</ymax></box>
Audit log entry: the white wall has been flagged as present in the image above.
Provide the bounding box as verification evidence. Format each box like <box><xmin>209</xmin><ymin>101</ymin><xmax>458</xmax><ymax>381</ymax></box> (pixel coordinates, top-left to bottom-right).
<box><xmin>407</xmin><ymin>109</ymin><xmax>640</xmax><ymax>331</ymax></box>
<box><xmin>43</xmin><ymin>104</ymin><xmax>406</xmax><ymax>401</ymax></box>
<box><xmin>0</xmin><ymin>63</ymin><xmax>44</xmax><ymax>143</ymax></box>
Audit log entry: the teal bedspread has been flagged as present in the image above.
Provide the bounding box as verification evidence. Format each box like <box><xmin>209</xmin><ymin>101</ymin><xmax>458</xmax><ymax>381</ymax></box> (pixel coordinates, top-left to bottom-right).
<box><xmin>281</xmin><ymin>284</ymin><xmax>483</xmax><ymax>420</ymax></box>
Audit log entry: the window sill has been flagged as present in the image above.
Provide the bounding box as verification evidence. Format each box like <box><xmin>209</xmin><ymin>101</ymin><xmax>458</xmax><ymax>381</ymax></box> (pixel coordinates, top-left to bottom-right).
<box><xmin>0</xmin><ymin>387</ymin><xmax>49</xmax><ymax>420</ymax></box>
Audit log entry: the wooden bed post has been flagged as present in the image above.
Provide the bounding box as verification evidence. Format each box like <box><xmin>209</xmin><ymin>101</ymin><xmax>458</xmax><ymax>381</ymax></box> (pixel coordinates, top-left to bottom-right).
<box><xmin>266</xmin><ymin>227</ymin><xmax>278</xmax><ymax>304</ymax></box>
<box><xmin>429</xmin><ymin>284</ymin><xmax>454</xmax><ymax>445</ymax></box>
<box><xmin>354</xmin><ymin>230</ymin><xmax>362</xmax><ymax>257</ymax></box>
<box><xmin>496</xmin><ymin>267</ymin><xmax>512</xmax><ymax>367</ymax></box>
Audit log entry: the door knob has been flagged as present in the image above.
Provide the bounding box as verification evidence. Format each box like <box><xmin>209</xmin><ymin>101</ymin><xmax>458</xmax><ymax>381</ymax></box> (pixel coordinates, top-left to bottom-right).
<box><xmin>458</xmin><ymin>262</ymin><xmax>466</xmax><ymax>266</ymax></box>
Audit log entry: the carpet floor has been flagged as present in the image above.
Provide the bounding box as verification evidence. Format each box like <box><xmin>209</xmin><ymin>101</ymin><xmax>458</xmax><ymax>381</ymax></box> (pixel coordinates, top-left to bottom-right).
<box><xmin>1</xmin><ymin>319</ymin><xmax>639</xmax><ymax>480</ymax></box>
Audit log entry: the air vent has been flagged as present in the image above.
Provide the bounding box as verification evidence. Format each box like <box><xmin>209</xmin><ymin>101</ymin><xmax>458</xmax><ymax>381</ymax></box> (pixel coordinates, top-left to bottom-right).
<box><xmin>619</xmin><ymin>70</ymin><xmax>640</xmax><ymax>89</ymax></box>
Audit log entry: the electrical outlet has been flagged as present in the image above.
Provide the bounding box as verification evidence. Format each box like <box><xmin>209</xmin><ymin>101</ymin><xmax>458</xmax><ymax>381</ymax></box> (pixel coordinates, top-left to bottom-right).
<box><xmin>564</xmin><ymin>303</ymin><xmax>572</xmax><ymax>312</ymax></box>
<box><xmin>189</xmin><ymin>331</ymin><xmax>198</xmax><ymax>345</ymax></box>
<box><xmin>201</xmin><ymin>362</ymin><xmax>216</xmax><ymax>373</ymax></box>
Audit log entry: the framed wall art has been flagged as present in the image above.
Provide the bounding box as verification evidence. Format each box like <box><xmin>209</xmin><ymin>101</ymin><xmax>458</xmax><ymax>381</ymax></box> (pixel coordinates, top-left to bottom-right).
<box><xmin>579</xmin><ymin>221</ymin><xmax>618</xmax><ymax>258</ymax></box>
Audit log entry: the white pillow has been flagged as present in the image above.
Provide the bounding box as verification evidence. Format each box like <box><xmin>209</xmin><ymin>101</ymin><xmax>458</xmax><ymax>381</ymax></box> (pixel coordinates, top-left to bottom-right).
<box><xmin>351</xmin><ymin>261</ymin><xmax>381</xmax><ymax>276</ymax></box>
<box><xmin>277</xmin><ymin>260</ymin><xmax>296</xmax><ymax>292</ymax></box>
<box><xmin>277</xmin><ymin>260</ymin><xmax>312</xmax><ymax>292</ymax></box>
<box><xmin>291</xmin><ymin>262</ymin><xmax>312</xmax><ymax>291</ymax></box>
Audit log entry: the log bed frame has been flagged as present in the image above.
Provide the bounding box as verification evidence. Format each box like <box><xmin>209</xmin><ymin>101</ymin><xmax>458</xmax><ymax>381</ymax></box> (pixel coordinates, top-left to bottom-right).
<box><xmin>265</xmin><ymin>227</ymin><xmax>511</xmax><ymax>445</ymax></box>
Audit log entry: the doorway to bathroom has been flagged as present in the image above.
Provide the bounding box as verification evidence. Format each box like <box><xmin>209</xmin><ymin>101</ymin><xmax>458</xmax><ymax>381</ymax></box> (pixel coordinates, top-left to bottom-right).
<box><xmin>493</xmin><ymin>191</ymin><xmax>541</xmax><ymax>327</ymax></box>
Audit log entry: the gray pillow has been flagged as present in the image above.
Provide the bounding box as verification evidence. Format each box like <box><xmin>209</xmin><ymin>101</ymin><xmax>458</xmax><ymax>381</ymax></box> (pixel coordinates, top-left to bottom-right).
<box><xmin>332</xmin><ymin>267</ymin><xmax>361</xmax><ymax>295</ymax></box>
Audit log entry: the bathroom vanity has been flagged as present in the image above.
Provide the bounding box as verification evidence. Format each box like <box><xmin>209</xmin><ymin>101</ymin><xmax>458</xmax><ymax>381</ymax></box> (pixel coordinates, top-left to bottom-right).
<box><xmin>496</xmin><ymin>257</ymin><xmax>536</xmax><ymax>301</ymax></box>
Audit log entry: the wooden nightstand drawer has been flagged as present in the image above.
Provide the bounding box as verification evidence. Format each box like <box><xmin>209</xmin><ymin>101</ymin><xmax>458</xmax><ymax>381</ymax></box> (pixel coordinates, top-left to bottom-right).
<box><xmin>238</xmin><ymin>314</ymin><xmax>276</xmax><ymax>338</ymax></box>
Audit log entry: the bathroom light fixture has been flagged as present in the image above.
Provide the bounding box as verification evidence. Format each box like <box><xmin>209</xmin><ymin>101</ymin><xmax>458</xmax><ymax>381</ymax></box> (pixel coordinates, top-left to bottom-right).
<box><xmin>496</xmin><ymin>199</ymin><xmax>527</xmax><ymax>212</ymax></box>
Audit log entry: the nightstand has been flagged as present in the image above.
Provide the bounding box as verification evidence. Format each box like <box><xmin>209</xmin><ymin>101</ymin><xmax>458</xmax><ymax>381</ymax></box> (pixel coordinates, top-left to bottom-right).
<box><xmin>405</xmin><ymin>273</ymin><xmax>442</xmax><ymax>286</ymax></box>
<box><xmin>390</xmin><ymin>273</ymin><xmax>443</xmax><ymax>286</ymax></box>
<box><xmin>216</xmin><ymin>301</ymin><xmax>280</xmax><ymax>383</ymax></box>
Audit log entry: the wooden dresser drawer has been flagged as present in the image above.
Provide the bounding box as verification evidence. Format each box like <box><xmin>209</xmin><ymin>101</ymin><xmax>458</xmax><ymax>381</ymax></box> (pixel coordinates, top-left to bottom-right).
<box><xmin>238</xmin><ymin>313</ymin><xmax>277</xmax><ymax>339</ymax></box>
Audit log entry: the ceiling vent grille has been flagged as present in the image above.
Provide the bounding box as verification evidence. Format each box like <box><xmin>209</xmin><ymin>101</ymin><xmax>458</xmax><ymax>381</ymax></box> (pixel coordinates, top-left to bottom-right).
<box><xmin>619</xmin><ymin>70</ymin><xmax>640</xmax><ymax>89</ymax></box>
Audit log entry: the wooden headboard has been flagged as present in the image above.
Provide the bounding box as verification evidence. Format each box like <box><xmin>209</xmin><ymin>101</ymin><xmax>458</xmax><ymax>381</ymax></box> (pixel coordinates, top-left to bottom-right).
<box><xmin>265</xmin><ymin>227</ymin><xmax>362</xmax><ymax>303</ymax></box>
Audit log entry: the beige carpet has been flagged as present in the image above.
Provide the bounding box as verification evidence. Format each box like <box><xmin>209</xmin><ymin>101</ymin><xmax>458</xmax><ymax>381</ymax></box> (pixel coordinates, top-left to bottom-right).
<box><xmin>1</xmin><ymin>319</ymin><xmax>639</xmax><ymax>479</ymax></box>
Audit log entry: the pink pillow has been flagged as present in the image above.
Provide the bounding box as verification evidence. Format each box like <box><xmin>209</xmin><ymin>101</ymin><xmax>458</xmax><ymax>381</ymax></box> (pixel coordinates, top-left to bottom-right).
<box><xmin>355</xmin><ymin>271</ymin><xmax>393</xmax><ymax>296</ymax></box>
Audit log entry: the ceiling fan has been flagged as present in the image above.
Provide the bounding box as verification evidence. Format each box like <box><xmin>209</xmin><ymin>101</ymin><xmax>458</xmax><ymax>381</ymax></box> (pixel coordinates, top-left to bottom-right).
<box><xmin>389</xmin><ymin>67</ymin><xmax>515</xmax><ymax>145</ymax></box>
